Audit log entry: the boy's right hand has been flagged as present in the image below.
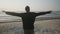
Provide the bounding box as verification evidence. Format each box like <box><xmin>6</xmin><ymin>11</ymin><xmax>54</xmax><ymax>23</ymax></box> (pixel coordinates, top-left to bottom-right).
<box><xmin>2</xmin><ymin>10</ymin><xmax>7</xmax><ymax>13</ymax></box>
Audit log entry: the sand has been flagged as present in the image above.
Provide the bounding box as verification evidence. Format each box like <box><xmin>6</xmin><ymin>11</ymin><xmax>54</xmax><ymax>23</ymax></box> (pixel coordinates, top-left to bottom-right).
<box><xmin>0</xmin><ymin>19</ymin><xmax>60</xmax><ymax>34</ymax></box>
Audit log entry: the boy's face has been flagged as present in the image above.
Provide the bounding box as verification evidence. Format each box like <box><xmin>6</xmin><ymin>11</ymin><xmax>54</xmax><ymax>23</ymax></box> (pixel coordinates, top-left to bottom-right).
<box><xmin>25</xmin><ymin>6</ymin><xmax>30</xmax><ymax>13</ymax></box>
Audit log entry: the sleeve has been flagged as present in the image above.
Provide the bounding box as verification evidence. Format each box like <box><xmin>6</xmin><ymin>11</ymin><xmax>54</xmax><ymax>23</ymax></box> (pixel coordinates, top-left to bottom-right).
<box><xmin>35</xmin><ymin>11</ymin><xmax>52</xmax><ymax>16</ymax></box>
<box><xmin>4</xmin><ymin>12</ymin><xmax>22</xmax><ymax>17</ymax></box>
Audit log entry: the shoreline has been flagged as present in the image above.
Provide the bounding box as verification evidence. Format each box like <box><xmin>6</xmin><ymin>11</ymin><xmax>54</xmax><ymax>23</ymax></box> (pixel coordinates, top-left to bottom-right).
<box><xmin>0</xmin><ymin>19</ymin><xmax>60</xmax><ymax>34</ymax></box>
<box><xmin>0</xmin><ymin>18</ymin><xmax>60</xmax><ymax>23</ymax></box>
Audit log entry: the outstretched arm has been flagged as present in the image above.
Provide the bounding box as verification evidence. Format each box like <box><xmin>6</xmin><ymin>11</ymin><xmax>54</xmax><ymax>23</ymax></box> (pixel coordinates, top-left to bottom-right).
<box><xmin>35</xmin><ymin>11</ymin><xmax>52</xmax><ymax>16</ymax></box>
<box><xmin>3</xmin><ymin>11</ymin><xmax>22</xmax><ymax>17</ymax></box>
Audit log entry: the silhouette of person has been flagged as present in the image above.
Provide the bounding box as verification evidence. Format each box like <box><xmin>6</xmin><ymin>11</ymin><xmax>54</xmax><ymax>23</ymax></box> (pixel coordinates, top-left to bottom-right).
<box><xmin>3</xmin><ymin>6</ymin><xmax>51</xmax><ymax>34</ymax></box>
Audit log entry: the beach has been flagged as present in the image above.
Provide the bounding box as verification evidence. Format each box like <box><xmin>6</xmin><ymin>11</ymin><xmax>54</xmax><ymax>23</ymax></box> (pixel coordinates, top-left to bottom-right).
<box><xmin>0</xmin><ymin>19</ymin><xmax>60</xmax><ymax>34</ymax></box>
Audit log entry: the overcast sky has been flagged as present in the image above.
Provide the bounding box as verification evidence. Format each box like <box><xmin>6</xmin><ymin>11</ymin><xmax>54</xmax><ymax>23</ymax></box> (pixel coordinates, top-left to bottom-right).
<box><xmin>0</xmin><ymin>0</ymin><xmax>60</xmax><ymax>11</ymax></box>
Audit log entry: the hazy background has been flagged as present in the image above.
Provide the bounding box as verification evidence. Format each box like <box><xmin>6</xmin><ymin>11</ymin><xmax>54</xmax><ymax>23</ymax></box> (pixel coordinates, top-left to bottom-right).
<box><xmin>0</xmin><ymin>0</ymin><xmax>60</xmax><ymax>11</ymax></box>
<box><xmin>0</xmin><ymin>0</ymin><xmax>60</xmax><ymax>34</ymax></box>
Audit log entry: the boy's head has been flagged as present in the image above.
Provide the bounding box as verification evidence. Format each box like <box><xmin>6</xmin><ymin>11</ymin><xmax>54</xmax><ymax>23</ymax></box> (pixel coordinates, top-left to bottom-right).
<box><xmin>25</xmin><ymin>6</ymin><xmax>30</xmax><ymax>13</ymax></box>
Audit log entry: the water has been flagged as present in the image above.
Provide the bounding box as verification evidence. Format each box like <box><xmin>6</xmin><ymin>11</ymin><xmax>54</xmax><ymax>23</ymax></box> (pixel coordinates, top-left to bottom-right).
<box><xmin>0</xmin><ymin>11</ymin><xmax>60</xmax><ymax>34</ymax></box>
<box><xmin>0</xmin><ymin>11</ymin><xmax>60</xmax><ymax>22</ymax></box>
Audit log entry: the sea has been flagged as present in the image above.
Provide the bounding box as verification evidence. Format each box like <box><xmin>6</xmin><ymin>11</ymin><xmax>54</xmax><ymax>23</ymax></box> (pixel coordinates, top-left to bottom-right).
<box><xmin>0</xmin><ymin>11</ymin><xmax>60</xmax><ymax>34</ymax></box>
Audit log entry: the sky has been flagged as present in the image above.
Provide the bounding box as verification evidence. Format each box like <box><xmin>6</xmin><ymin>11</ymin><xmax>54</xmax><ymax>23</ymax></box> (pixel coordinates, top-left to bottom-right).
<box><xmin>0</xmin><ymin>0</ymin><xmax>60</xmax><ymax>11</ymax></box>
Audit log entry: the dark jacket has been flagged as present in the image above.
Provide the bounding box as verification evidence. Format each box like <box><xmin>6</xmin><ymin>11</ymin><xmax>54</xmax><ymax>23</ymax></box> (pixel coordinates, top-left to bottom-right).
<box><xmin>5</xmin><ymin>11</ymin><xmax>51</xmax><ymax>29</ymax></box>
